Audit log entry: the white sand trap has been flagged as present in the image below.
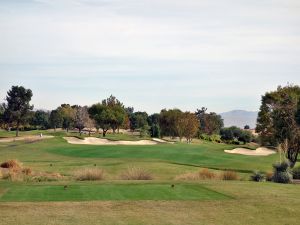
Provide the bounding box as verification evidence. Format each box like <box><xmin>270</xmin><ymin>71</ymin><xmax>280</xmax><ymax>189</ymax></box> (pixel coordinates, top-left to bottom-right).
<box><xmin>0</xmin><ymin>135</ymin><xmax>53</xmax><ymax>143</ymax></box>
<box><xmin>64</xmin><ymin>137</ymin><xmax>158</xmax><ymax>146</ymax></box>
<box><xmin>224</xmin><ymin>147</ymin><xmax>276</xmax><ymax>156</ymax></box>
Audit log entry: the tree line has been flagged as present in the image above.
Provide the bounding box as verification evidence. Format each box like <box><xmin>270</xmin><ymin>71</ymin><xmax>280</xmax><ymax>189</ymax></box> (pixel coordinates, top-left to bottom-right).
<box><xmin>0</xmin><ymin>85</ymin><xmax>256</xmax><ymax>144</ymax></box>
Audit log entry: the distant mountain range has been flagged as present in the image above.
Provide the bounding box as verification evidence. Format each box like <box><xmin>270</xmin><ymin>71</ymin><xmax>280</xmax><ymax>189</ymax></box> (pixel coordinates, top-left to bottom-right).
<box><xmin>219</xmin><ymin>110</ymin><xmax>258</xmax><ymax>129</ymax></box>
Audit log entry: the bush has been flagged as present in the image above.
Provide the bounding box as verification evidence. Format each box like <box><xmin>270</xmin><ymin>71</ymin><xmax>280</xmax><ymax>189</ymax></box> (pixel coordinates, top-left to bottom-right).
<box><xmin>272</xmin><ymin>161</ymin><xmax>293</xmax><ymax>184</ymax></box>
<box><xmin>220</xmin><ymin>171</ymin><xmax>239</xmax><ymax>180</ymax></box>
<box><xmin>273</xmin><ymin>171</ymin><xmax>293</xmax><ymax>184</ymax></box>
<box><xmin>273</xmin><ymin>161</ymin><xmax>290</xmax><ymax>172</ymax></box>
<box><xmin>292</xmin><ymin>166</ymin><xmax>300</xmax><ymax>179</ymax></box>
<box><xmin>250</xmin><ymin>171</ymin><xmax>265</xmax><ymax>182</ymax></box>
<box><xmin>74</xmin><ymin>168</ymin><xmax>104</xmax><ymax>181</ymax></box>
<box><xmin>199</xmin><ymin>134</ymin><xmax>222</xmax><ymax>143</ymax></box>
<box><xmin>120</xmin><ymin>167</ymin><xmax>152</xmax><ymax>180</ymax></box>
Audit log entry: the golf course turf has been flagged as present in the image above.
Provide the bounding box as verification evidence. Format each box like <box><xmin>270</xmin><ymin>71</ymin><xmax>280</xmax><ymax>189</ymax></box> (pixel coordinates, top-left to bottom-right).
<box><xmin>1</xmin><ymin>130</ymin><xmax>300</xmax><ymax>225</ymax></box>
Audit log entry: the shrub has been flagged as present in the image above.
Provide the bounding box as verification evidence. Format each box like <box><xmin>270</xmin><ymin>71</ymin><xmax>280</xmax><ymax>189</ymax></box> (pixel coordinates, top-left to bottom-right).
<box><xmin>292</xmin><ymin>166</ymin><xmax>300</xmax><ymax>179</ymax></box>
<box><xmin>120</xmin><ymin>167</ymin><xmax>152</xmax><ymax>180</ymax></box>
<box><xmin>273</xmin><ymin>171</ymin><xmax>293</xmax><ymax>184</ymax></box>
<box><xmin>250</xmin><ymin>171</ymin><xmax>265</xmax><ymax>182</ymax></box>
<box><xmin>74</xmin><ymin>168</ymin><xmax>104</xmax><ymax>181</ymax></box>
<box><xmin>265</xmin><ymin>172</ymin><xmax>273</xmax><ymax>181</ymax></box>
<box><xmin>273</xmin><ymin>161</ymin><xmax>290</xmax><ymax>172</ymax></box>
<box><xmin>220</xmin><ymin>171</ymin><xmax>239</xmax><ymax>180</ymax></box>
<box><xmin>0</xmin><ymin>159</ymin><xmax>22</xmax><ymax>171</ymax></box>
<box><xmin>272</xmin><ymin>161</ymin><xmax>293</xmax><ymax>184</ymax></box>
<box><xmin>198</xmin><ymin>168</ymin><xmax>216</xmax><ymax>179</ymax></box>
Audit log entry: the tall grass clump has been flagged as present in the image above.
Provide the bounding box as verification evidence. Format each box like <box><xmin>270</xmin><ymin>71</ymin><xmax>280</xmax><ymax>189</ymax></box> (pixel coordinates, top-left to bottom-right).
<box><xmin>272</xmin><ymin>161</ymin><xmax>293</xmax><ymax>183</ymax></box>
<box><xmin>74</xmin><ymin>168</ymin><xmax>104</xmax><ymax>181</ymax></box>
<box><xmin>220</xmin><ymin>171</ymin><xmax>239</xmax><ymax>180</ymax></box>
<box><xmin>120</xmin><ymin>167</ymin><xmax>153</xmax><ymax>180</ymax></box>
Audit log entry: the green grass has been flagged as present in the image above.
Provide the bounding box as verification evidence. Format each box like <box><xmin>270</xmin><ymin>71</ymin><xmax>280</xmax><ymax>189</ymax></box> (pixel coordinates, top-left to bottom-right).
<box><xmin>42</xmin><ymin>137</ymin><xmax>277</xmax><ymax>173</ymax></box>
<box><xmin>0</xmin><ymin>182</ymin><xmax>230</xmax><ymax>202</ymax></box>
<box><xmin>0</xmin><ymin>130</ymin><xmax>279</xmax><ymax>178</ymax></box>
<box><xmin>1</xmin><ymin>130</ymin><xmax>300</xmax><ymax>225</ymax></box>
<box><xmin>1</xmin><ymin>181</ymin><xmax>300</xmax><ymax>225</ymax></box>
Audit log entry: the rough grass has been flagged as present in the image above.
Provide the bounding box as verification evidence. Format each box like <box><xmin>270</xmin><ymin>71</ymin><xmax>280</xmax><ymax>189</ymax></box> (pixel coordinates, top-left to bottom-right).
<box><xmin>74</xmin><ymin>168</ymin><xmax>105</xmax><ymax>181</ymax></box>
<box><xmin>1</xmin><ymin>182</ymin><xmax>300</xmax><ymax>225</ymax></box>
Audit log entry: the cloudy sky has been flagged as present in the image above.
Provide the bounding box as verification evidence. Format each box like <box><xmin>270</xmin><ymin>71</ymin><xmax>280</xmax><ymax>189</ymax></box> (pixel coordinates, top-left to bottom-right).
<box><xmin>0</xmin><ymin>0</ymin><xmax>299</xmax><ymax>113</ymax></box>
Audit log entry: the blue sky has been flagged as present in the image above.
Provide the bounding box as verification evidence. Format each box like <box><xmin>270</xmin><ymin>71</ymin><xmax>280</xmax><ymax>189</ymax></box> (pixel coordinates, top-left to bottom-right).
<box><xmin>0</xmin><ymin>0</ymin><xmax>300</xmax><ymax>113</ymax></box>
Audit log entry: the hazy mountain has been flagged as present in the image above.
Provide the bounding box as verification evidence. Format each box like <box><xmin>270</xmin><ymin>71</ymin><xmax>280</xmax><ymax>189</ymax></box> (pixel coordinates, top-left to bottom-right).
<box><xmin>219</xmin><ymin>110</ymin><xmax>258</xmax><ymax>129</ymax></box>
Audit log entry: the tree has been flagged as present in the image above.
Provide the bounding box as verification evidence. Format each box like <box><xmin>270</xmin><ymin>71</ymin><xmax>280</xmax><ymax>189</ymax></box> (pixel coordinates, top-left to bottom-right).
<box><xmin>32</xmin><ymin>110</ymin><xmax>50</xmax><ymax>130</ymax></box>
<box><xmin>102</xmin><ymin>95</ymin><xmax>126</xmax><ymax>133</ymax></box>
<box><xmin>148</xmin><ymin>113</ymin><xmax>161</xmax><ymax>138</ymax></box>
<box><xmin>0</xmin><ymin>103</ymin><xmax>4</xmax><ymax>129</ymax></box>
<box><xmin>58</xmin><ymin>104</ymin><xmax>75</xmax><ymax>132</ymax></box>
<box><xmin>129</xmin><ymin>112</ymin><xmax>148</xmax><ymax>132</ymax></box>
<box><xmin>195</xmin><ymin>107</ymin><xmax>224</xmax><ymax>135</ymax></box>
<box><xmin>176</xmin><ymin>112</ymin><xmax>199</xmax><ymax>143</ymax></box>
<box><xmin>159</xmin><ymin>109</ymin><xmax>182</xmax><ymax>138</ymax></box>
<box><xmin>89</xmin><ymin>103</ymin><xmax>114</xmax><ymax>137</ymax></box>
<box><xmin>220</xmin><ymin>126</ymin><xmax>252</xmax><ymax>144</ymax></box>
<box><xmin>85</xmin><ymin>117</ymin><xmax>96</xmax><ymax>136</ymax></box>
<box><xmin>49</xmin><ymin>110</ymin><xmax>63</xmax><ymax>131</ymax></box>
<box><xmin>256</xmin><ymin>85</ymin><xmax>300</xmax><ymax>167</ymax></box>
<box><xmin>3</xmin><ymin>86</ymin><xmax>33</xmax><ymax>136</ymax></box>
<box><xmin>74</xmin><ymin>106</ymin><xmax>90</xmax><ymax>135</ymax></box>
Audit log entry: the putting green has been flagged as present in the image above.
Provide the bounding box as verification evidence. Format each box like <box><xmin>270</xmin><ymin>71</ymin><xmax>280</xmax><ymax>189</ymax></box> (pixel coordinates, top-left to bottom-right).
<box><xmin>0</xmin><ymin>183</ymin><xmax>231</xmax><ymax>202</ymax></box>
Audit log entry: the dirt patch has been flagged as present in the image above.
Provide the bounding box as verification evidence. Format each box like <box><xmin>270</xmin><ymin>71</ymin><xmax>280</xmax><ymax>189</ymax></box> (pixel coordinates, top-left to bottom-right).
<box><xmin>224</xmin><ymin>147</ymin><xmax>276</xmax><ymax>156</ymax></box>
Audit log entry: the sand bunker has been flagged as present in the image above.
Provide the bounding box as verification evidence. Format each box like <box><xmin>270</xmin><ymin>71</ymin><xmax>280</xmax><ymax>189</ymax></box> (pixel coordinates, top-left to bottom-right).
<box><xmin>0</xmin><ymin>135</ymin><xmax>53</xmax><ymax>143</ymax></box>
<box><xmin>64</xmin><ymin>137</ymin><xmax>161</xmax><ymax>146</ymax></box>
<box><xmin>224</xmin><ymin>147</ymin><xmax>276</xmax><ymax>156</ymax></box>
<box><xmin>152</xmin><ymin>138</ymin><xmax>174</xmax><ymax>144</ymax></box>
